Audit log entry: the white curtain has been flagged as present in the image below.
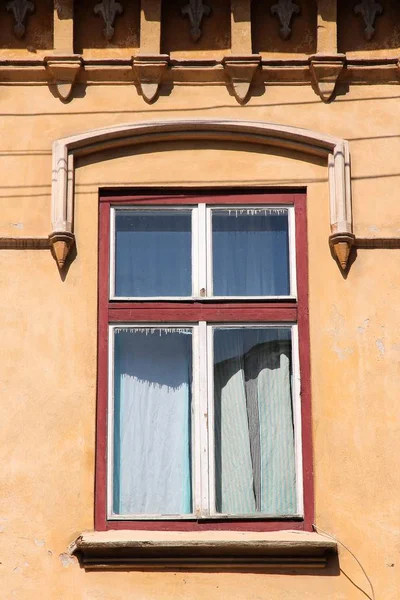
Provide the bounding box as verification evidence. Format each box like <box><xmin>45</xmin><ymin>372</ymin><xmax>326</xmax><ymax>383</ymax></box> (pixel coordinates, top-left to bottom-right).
<box><xmin>214</xmin><ymin>328</ymin><xmax>296</xmax><ymax>515</ymax></box>
<box><xmin>113</xmin><ymin>329</ymin><xmax>192</xmax><ymax>515</ymax></box>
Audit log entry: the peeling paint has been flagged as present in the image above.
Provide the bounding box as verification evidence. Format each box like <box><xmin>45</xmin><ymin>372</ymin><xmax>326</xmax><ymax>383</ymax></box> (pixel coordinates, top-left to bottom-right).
<box><xmin>376</xmin><ymin>338</ymin><xmax>385</xmax><ymax>356</ymax></box>
<box><xmin>59</xmin><ymin>553</ymin><xmax>75</xmax><ymax>568</ymax></box>
<box><xmin>333</xmin><ymin>342</ymin><xmax>354</xmax><ymax>361</ymax></box>
<box><xmin>357</xmin><ymin>318</ymin><xmax>370</xmax><ymax>334</ymax></box>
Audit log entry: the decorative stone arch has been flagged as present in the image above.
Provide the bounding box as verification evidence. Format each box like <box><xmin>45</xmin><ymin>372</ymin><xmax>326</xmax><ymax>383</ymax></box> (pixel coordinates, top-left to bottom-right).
<box><xmin>50</xmin><ymin>119</ymin><xmax>354</xmax><ymax>270</ymax></box>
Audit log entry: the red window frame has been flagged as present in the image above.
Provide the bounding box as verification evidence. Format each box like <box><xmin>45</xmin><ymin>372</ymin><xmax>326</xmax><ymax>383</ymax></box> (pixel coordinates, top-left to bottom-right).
<box><xmin>95</xmin><ymin>190</ymin><xmax>313</xmax><ymax>532</ymax></box>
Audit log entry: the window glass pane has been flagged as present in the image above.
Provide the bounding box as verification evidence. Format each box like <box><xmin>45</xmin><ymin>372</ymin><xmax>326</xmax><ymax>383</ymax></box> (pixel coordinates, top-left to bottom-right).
<box><xmin>213</xmin><ymin>327</ymin><xmax>296</xmax><ymax>515</ymax></box>
<box><xmin>212</xmin><ymin>209</ymin><xmax>290</xmax><ymax>296</ymax></box>
<box><xmin>113</xmin><ymin>328</ymin><xmax>192</xmax><ymax>516</ymax></box>
<box><xmin>115</xmin><ymin>210</ymin><xmax>192</xmax><ymax>297</ymax></box>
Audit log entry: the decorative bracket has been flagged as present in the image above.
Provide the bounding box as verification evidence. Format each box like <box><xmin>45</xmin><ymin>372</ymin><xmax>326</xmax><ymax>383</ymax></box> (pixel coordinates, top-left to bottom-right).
<box><xmin>310</xmin><ymin>54</ymin><xmax>345</xmax><ymax>103</ymax></box>
<box><xmin>133</xmin><ymin>55</ymin><xmax>169</xmax><ymax>103</ymax></box>
<box><xmin>45</xmin><ymin>56</ymin><xmax>82</xmax><ymax>101</ymax></box>
<box><xmin>94</xmin><ymin>0</ymin><xmax>123</xmax><ymax>42</ymax></box>
<box><xmin>354</xmin><ymin>0</ymin><xmax>383</xmax><ymax>41</ymax></box>
<box><xmin>181</xmin><ymin>0</ymin><xmax>211</xmax><ymax>42</ymax></box>
<box><xmin>49</xmin><ymin>231</ymin><xmax>75</xmax><ymax>269</ymax></box>
<box><xmin>223</xmin><ymin>55</ymin><xmax>261</xmax><ymax>103</ymax></box>
<box><xmin>271</xmin><ymin>0</ymin><xmax>300</xmax><ymax>40</ymax></box>
<box><xmin>6</xmin><ymin>0</ymin><xmax>35</xmax><ymax>39</ymax></box>
<box><xmin>329</xmin><ymin>233</ymin><xmax>355</xmax><ymax>271</ymax></box>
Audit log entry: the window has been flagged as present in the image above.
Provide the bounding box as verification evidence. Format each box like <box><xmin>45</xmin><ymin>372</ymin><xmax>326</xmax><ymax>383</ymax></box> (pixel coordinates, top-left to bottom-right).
<box><xmin>96</xmin><ymin>191</ymin><xmax>313</xmax><ymax>531</ymax></box>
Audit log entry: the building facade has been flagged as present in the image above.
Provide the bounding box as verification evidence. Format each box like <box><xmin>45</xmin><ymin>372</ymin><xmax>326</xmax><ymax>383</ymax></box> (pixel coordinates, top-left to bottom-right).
<box><xmin>1</xmin><ymin>1</ymin><xmax>399</xmax><ymax>598</ymax></box>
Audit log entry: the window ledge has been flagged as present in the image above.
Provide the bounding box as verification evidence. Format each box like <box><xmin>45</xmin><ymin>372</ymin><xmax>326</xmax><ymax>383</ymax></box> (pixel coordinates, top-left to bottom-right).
<box><xmin>70</xmin><ymin>530</ymin><xmax>337</xmax><ymax>570</ymax></box>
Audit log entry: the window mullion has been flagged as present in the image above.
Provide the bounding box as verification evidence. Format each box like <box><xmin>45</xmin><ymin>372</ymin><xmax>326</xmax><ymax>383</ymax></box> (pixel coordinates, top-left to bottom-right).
<box><xmin>197</xmin><ymin>320</ymin><xmax>209</xmax><ymax>516</ymax></box>
<box><xmin>289</xmin><ymin>206</ymin><xmax>297</xmax><ymax>298</ymax></box>
<box><xmin>206</xmin><ymin>206</ymin><xmax>213</xmax><ymax>297</ymax></box>
<box><xmin>198</xmin><ymin>204</ymin><xmax>207</xmax><ymax>297</ymax></box>
<box><xmin>109</xmin><ymin>207</ymin><xmax>116</xmax><ymax>299</ymax></box>
<box><xmin>291</xmin><ymin>324</ymin><xmax>304</xmax><ymax>517</ymax></box>
<box><xmin>207</xmin><ymin>324</ymin><xmax>215</xmax><ymax>516</ymax></box>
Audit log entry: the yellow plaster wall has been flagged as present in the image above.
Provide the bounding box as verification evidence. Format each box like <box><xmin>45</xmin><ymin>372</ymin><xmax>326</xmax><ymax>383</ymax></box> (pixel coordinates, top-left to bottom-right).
<box><xmin>0</xmin><ymin>82</ymin><xmax>400</xmax><ymax>599</ymax></box>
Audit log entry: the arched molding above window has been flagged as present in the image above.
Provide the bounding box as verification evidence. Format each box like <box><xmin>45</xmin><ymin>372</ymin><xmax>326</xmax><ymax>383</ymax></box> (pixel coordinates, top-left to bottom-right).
<box><xmin>50</xmin><ymin>120</ymin><xmax>354</xmax><ymax>270</ymax></box>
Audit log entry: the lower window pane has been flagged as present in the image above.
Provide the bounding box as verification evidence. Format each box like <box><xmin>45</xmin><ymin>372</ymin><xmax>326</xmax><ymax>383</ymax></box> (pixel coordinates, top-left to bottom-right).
<box><xmin>213</xmin><ymin>327</ymin><xmax>296</xmax><ymax>516</ymax></box>
<box><xmin>112</xmin><ymin>328</ymin><xmax>193</xmax><ymax>516</ymax></box>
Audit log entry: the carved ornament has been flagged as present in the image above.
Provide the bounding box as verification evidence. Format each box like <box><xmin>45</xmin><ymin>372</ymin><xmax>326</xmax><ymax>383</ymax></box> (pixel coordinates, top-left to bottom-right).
<box><xmin>49</xmin><ymin>231</ymin><xmax>75</xmax><ymax>270</ymax></box>
<box><xmin>310</xmin><ymin>55</ymin><xmax>345</xmax><ymax>103</ymax></box>
<box><xmin>271</xmin><ymin>0</ymin><xmax>300</xmax><ymax>40</ymax></box>
<box><xmin>133</xmin><ymin>55</ymin><xmax>169</xmax><ymax>104</ymax></box>
<box><xmin>45</xmin><ymin>56</ymin><xmax>82</xmax><ymax>101</ymax></box>
<box><xmin>94</xmin><ymin>0</ymin><xmax>123</xmax><ymax>42</ymax></box>
<box><xmin>354</xmin><ymin>0</ymin><xmax>383</xmax><ymax>41</ymax></box>
<box><xmin>223</xmin><ymin>56</ymin><xmax>261</xmax><ymax>103</ymax></box>
<box><xmin>181</xmin><ymin>0</ymin><xmax>211</xmax><ymax>42</ymax></box>
<box><xmin>6</xmin><ymin>0</ymin><xmax>35</xmax><ymax>39</ymax></box>
<box><xmin>329</xmin><ymin>233</ymin><xmax>355</xmax><ymax>271</ymax></box>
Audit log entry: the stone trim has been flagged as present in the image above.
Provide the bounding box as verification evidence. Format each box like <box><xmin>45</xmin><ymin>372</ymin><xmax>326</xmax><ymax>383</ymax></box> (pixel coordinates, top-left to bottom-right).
<box><xmin>0</xmin><ymin>56</ymin><xmax>399</xmax><ymax>88</ymax></box>
<box><xmin>70</xmin><ymin>530</ymin><xmax>337</xmax><ymax>570</ymax></box>
<box><xmin>51</xmin><ymin>119</ymin><xmax>353</xmax><ymax>268</ymax></box>
<box><xmin>0</xmin><ymin>237</ymin><xmax>50</xmax><ymax>250</ymax></box>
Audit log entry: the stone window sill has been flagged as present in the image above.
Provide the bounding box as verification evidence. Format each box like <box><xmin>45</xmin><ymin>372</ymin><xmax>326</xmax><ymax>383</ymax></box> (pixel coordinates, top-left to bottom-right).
<box><xmin>70</xmin><ymin>530</ymin><xmax>337</xmax><ymax>570</ymax></box>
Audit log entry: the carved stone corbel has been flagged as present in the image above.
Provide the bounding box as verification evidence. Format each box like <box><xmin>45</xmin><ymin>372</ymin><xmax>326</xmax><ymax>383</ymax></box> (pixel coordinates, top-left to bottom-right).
<box><xmin>329</xmin><ymin>233</ymin><xmax>355</xmax><ymax>271</ymax></box>
<box><xmin>223</xmin><ymin>55</ymin><xmax>261</xmax><ymax>103</ymax></box>
<box><xmin>354</xmin><ymin>0</ymin><xmax>383</xmax><ymax>41</ymax></box>
<box><xmin>133</xmin><ymin>55</ymin><xmax>169</xmax><ymax>103</ymax></box>
<box><xmin>48</xmin><ymin>231</ymin><xmax>75</xmax><ymax>269</ymax></box>
<box><xmin>310</xmin><ymin>54</ymin><xmax>345</xmax><ymax>103</ymax></box>
<box><xmin>6</xmin><ymin>0</ymin><xmax>35</xmax><ymax>39</ymax></box>
<box><xmin>271</xmin><ymin>0</ymin><xmax>300</xmax><ymax>40</ymax></box>
<box><xmin>45</xmin><ymin>56</ymin><xmax>82</xmax><ymax>101</ymax></box>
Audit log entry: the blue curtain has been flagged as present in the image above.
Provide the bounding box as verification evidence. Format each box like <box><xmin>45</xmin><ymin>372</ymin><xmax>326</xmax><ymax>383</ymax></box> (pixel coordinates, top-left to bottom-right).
<box><xmin>115</xmin><ymin>211</ymin><xmax>192</xmax><ymax>297</ymax></box>
<box><xmin>113</xmin><ymin>329</ymin><xmax>192</xmax><ymax>515</ymax></box>
<box><xmin>212</xmin><ymin>210</ymin><xmax>290</xmax><ymax>296</ymax></box>
<box><xmin>214</xmin><ymin>328</ymin><xmax>296</xmax><ymax>515</ymax></box>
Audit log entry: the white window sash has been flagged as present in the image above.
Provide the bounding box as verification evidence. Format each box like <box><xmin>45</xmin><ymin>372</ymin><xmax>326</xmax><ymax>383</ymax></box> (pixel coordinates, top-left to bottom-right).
<box><xmin>107</xmin><ymin>322</ymin><xmax>303</xmax><ymax>520</ymax></box>
<box><xmin>110</xmin><ymin>204</ymin><xmax>297</xmax><ymax>301</ymax></box>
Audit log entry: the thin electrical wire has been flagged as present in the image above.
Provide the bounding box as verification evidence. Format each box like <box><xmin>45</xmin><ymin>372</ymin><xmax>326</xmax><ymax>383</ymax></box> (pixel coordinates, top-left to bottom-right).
<box><xmin>312</xmin><ymin>524</ymin><xmax>375</xmax><ymax>600</ymax></box>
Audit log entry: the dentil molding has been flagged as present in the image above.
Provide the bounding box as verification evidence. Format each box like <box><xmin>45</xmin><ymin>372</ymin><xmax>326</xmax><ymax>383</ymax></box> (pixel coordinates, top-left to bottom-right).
<box><xmin>50</xmin><ymin>120</ymin><xmax>354</xmax><ymax>270</ymax></box>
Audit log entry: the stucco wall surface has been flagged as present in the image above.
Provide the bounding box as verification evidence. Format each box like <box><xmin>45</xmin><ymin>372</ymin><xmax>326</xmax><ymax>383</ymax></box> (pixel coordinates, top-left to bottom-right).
<box><xmin>0</xmin><ymin>82</ymin><xmax>399</xmax><ymax>599</ymax></box>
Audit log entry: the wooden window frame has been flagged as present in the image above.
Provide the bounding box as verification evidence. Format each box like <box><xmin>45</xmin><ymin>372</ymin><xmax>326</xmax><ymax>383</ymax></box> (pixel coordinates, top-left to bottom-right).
<box><xmin>95</xmin><ymin>190</ymin><xmax>313</xmax><ymax>532</ymax></box>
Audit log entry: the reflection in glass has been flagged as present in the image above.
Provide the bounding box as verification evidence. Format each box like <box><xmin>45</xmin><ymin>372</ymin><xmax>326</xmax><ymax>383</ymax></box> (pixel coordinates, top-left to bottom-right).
<box><xmin>214</xmin><ymin>327</ymin><xmax>296</xmax><ymax>515</ymax></box>
<box><xmin>115</xmin><ymin>210</ymin><xmax>192</xmax><ymax>297</ymax></box>
<box><xmin>113</xmin><ymin>328</ymin><xmax>192</xmax><ymax>515</ymax></box>
<box><xmin>212</xmin><ymin>209</ymin><xmax>290</xmax><ymax>296</ymax></box>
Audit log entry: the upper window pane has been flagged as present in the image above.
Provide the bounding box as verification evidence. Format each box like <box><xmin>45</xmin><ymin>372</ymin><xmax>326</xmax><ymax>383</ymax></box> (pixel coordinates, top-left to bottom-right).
<box><xmin>212</xmin><ymin>208</ymin><xmax>290</xmax><ymax>296</ymax></box>
<box><xmin>114</xmin><ymin>210</ymin><xmax>192</xmax><ymax>297</ymax></box>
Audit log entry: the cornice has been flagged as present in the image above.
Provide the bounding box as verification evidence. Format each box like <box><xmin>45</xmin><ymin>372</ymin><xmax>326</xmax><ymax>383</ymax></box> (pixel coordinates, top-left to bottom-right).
<box><xmin>0</xmin><ymin>56</ymin><xmax>399</xmax><ymax>89</ymax></box>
